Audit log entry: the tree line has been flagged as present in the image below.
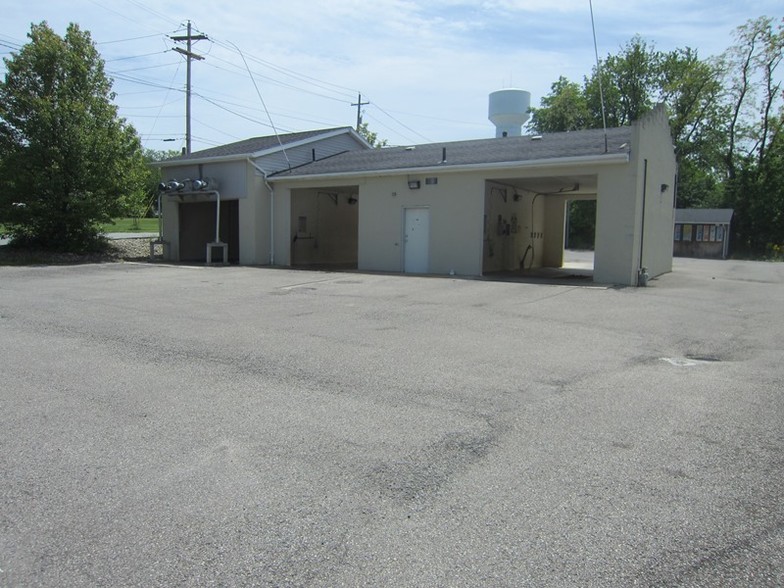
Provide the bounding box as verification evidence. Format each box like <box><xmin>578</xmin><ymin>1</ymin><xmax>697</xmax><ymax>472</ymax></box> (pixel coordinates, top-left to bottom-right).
<box><xmin>530</xmin><ymin>16</ymin><xmax>783</xmax><ymax>258</ymax></box>
<box><xmin>1</xmin><ymin>18</ymin><xmax>781</xmax><ymax>257</ymax></box>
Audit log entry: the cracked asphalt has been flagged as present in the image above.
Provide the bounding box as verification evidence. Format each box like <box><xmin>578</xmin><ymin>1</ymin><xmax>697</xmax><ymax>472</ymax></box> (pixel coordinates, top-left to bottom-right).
<box><xmin>1</xmin><ymin>258</ymin><xmax>783</xmax><ymax>586</ymax></box>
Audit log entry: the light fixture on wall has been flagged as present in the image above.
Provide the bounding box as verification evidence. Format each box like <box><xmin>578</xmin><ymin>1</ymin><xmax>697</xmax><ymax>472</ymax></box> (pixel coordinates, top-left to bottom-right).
<box><xmin>408</xmin><ymin>179</ymin><xmax>421</xmax><ymax>190</ymax></box>
<box><xmin>661</xmin><ymin>183</ymin><xmax>669</xmax><ymax>193</ymax></box>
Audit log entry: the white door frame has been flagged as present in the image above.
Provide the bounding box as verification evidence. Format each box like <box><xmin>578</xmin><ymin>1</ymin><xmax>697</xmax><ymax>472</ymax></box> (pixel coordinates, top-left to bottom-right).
<box><xmin>402</xmin><ymin>207</ymin><xmax>430</xmax><ymax>273</ymax></box>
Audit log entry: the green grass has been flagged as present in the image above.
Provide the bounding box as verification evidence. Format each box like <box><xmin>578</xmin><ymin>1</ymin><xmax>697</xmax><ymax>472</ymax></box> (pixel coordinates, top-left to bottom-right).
<box><xmin>101</xmin><ymin>217</ymin><xmax>160</xmax><ymax>233</ymax></box>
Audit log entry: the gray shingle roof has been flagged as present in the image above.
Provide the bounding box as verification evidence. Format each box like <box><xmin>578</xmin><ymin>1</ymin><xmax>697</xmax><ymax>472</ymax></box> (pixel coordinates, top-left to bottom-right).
<box><xmin>271</xmin><ymin>126</ymin><xmax>633</xmax><ymax>178</ymax></box>
<box><xmin>161</xmin><ymin>127</ymin><xmax>354</xmax><ymax>162</ymax></box>
<box><xmin>675</xmin><ymin>209</ymin><xmax>734</xmax><ymax>224</ymax></box>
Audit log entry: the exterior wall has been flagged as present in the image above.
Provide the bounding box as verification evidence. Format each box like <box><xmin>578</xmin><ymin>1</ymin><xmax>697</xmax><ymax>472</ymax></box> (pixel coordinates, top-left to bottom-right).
<box><xmin>159</xmin><ymin>160</ymin><xmax>248</xmax><ymax>200</ymax></box>
<box><xmin>158</xmin><ymin>160</ymin><xmax>248</xmax><ymax>262</ymax></box>
<box><xmin>542</xmin><ymin>196</ymin><xmax>567</xmax><ymax>267</ymax></box>
<box><xmin>273</xmin><ymin>186</ymin><xmax>292</xmax><ymax>266</ymax></box>
<box><xmin>633</xmin><ymin>105</ymin><xmax>677</xmax><ymax>280</ymax></box>
<box><xmin>160</xmin><ymin>196</ymin><xmax>180</xmax><ymax>260</ymax></box>
<box><xmin>162</xmin><ymin>122</ymin><xmax>674</xmax><ymax>286</ymax></box>
<box><xmin>593</xmin><ymin>106</ymin><xmax>676</xmax><ymax>286</ymax></box>
<box><xmin>274</xmin><ymin>173</ymin><xmax>485</xmax><ymax>276</ymax></box>
<box><xmin>239</xmin><ymin>168</ymin><xmax>270</xmax><ymax>265</ymax></box>
<box><xmin>594</xmin><ymin>164</ymin><xmax>640</xmax><ymax>285</ymax></box>
<box><xmin>157</xmin><ymin>131</ymin><xmax>368</xmax><ymax>264</ymax></box>
<box><xmin>355</xmin><ymin>173</ymin><xmax>485</xmax><ymax>276</ymax></box>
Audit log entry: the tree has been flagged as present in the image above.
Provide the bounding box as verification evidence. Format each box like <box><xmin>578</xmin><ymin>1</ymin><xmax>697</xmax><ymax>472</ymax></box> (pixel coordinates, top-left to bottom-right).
<box><xmin>529</xmin><ymin>76</ymin><xmax>590</xmax><ymax>132</ymax></box>
<box><xmin>530</xmin><ymin>36</ymin><xmax>728</xmax><ymax>242</ymax></box>
<box><xmin>138</xmin><ymin>149</ymin><xmax>181</xmax><ymax>219</ymax></box>
<box><xmin>719</xmin><ymin>17</ymin><xmax>784</xmax><ymax>254</ymax></box>
<box><xmin>0</xmin><ymin>22</ymin><xmax>148</xmax><ymax>251</ymax></box>
<box><xmin>583</xmin><ymin>36</ymin><xmax>661</xmax><ymax>128</ymax></box>
<box><xmin>358</xmin><ymin>122</ymin><xmax>388</xmax><ymax>148</ymax></box>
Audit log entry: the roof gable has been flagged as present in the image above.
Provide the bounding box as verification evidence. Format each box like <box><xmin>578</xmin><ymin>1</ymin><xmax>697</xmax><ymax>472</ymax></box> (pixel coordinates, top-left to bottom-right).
<box><xmin>158</xmin><ymin>127</ymin><xmax>368</xmax><ymax>165</ymax></box>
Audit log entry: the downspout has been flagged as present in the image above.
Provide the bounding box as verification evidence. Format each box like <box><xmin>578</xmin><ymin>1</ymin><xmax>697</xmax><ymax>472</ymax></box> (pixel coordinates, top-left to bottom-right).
<box><xmin>638</xmin><ymin>159</ymin><xmax>649</xmax><ymax>286</ymax></box>
<box><xmin>247</xmin><ymin>159</ymin><xmax>275</xmax><ymax>265</ymax></box>
<box><xmin>157</xmin><ymin>191</ymin><xmax>163</xmax><ymax>241</ymax></box>
<box><xmin>209</xmin><ymin>190</ymin><xmax>221</xmax><ymax>243</ymax></box>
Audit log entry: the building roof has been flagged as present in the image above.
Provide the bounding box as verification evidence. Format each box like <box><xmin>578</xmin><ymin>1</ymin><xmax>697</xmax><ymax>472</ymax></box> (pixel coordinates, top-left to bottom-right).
<box><xmin>270</xmin><ymin>126</ymin><xmax>633</xmax><ymax>179</ymax></box>
<box><xmin>159</xmin><ymin>127</ymin><xmax>359</xmax><ymax>164</ymax></box>
<box><xmin>675</xmin><ymin>208</ymin><xmax>734</xmax><ymax>224</ymax></box>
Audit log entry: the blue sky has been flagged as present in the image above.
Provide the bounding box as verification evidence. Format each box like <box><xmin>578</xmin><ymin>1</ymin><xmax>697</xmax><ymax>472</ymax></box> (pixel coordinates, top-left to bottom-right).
<box><xmin>1</xmin><ymin>1</ymin><xmax>780</xmax><ymax>150</ymax></box>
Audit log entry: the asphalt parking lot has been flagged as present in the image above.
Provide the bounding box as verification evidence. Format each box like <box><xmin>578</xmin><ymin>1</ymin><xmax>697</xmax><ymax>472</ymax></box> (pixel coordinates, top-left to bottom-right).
<box><xmin>1</xmin><ymin>258</ymin><xmax>783</xmax><ymax>586</ymax></box>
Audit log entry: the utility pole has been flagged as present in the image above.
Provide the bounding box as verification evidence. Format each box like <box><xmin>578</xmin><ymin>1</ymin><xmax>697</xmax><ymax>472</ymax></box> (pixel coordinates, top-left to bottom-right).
<box><xmin>171</xmin><ymin>21</ymin><xmax>207</xmax><ymax>155</ymax></box>
<box><xmin>351</xmin><ymin>92</ymin><xmax>369</xmax><ymax>132</ymax></box>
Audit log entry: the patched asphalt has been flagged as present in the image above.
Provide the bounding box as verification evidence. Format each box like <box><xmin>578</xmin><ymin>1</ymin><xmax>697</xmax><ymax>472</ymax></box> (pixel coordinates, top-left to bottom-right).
<box><xmin>1</xmin><ymin>258</ymin><xmax>782</xmax><ymax>586</ymax></box>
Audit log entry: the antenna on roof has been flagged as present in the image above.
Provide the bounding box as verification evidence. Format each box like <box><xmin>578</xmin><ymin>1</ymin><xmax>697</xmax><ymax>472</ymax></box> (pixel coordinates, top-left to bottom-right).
<box><xmin>226</xmin><ymin>40</ymin><xmax>292</xmax><ymax>170</ymax></box>
<box><xmin>589</xmin><ymin>0</ymin><xmax>609</xmax><ymax>153</ymax></box>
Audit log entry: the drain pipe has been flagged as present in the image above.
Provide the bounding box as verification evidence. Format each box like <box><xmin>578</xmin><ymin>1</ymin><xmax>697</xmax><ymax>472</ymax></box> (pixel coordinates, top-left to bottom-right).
<box><xmin>638</xmin><ymin>159</ymin><xmax>649</xmax><ymax>286</ymax></box>
<box><xmin>204</xmin><ymin>189</ymin><xmax>227</xmax><ymax>264</ymax></box>
<box><xmin>157</xmin><ymin>191</ymin><xmax>163</xmax><ymax>241</ymax></box>
<box><xmin>247</xmin><ymin>159</ymin><xmax>275</xmax><ymax>265</ymax></box>
<box><xmin>209</xmin><ymin>190</ymin><xmax>221</xmax><ymax>243</ymax></box>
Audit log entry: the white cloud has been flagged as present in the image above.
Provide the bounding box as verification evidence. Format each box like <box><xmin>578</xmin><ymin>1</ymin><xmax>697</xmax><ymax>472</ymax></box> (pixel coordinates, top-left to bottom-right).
<box><xmin>2</xmin><ymin>0</ymin><xmax>779</xmax><ymax>148</ymax></box>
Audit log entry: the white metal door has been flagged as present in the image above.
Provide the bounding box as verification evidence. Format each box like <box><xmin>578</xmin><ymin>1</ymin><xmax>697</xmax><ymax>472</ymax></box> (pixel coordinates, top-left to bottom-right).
<box><xmin>404</xmin><ymin>208</ymin><xmax>429</xmax><ymax>273</ymax></box>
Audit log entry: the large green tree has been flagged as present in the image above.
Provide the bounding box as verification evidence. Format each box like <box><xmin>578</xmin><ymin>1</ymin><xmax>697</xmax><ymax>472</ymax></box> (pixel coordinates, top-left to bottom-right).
<box><xmin>529</xmin><ymin>76</ymin><xmax>590</xmax><ymax>132</ymax></box>
<box><xmin>719</xmin><ymin>16</ymin><xmax>784</xmax><ymax>253</ymax></box>
<box><xmin>0</xmin><ymin>22</ymin><xmax>148</xmax><ymax>251</ymax></box>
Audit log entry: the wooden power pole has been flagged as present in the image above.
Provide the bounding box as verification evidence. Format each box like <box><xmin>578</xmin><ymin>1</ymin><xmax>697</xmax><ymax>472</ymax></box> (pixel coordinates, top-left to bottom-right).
<box><xmin>351</xmin><ymin>92</ymin><xmax>369</xmax><ymax>132</ymax></box>
<box><xmin>171</xmin><ymin>21</ymin><xmax>207</xmax><ymax>155</ymax></box>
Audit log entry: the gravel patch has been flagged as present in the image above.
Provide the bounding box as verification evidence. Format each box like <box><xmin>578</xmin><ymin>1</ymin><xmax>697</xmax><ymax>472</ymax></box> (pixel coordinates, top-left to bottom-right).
<box><xmin>0</xmin><ymin>238</ymin><xmax>157</xmax><ymax>265</ymax></box>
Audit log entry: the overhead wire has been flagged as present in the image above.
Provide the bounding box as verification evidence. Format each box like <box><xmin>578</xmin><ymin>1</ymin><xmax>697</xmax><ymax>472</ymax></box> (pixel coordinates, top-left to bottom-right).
<box><xmin>137</xmin><ymin>57</ymin><xmax>182</xmax><ymax>145</ymax></box>
<box><xmin>106</xmin><ymin>50</ymin><xmax>171</xmax><ymax>62</ymax></box>
<box><xmin>2</xmin><ymin>4</ymin><xmax>451</xmax><ymax>150</ymax></box>
<box><xmin>223</xmin><ymin>39</ymin><xmax>293</xmax><ymax>168</ymax></box>
<box><xmin>98</xmin><ymin>34</ymin><xmax>164</xmax><ymax>45</ymax></box>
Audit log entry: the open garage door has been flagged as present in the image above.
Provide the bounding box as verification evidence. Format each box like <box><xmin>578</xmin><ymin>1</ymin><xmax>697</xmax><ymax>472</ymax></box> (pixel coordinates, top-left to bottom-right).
<box><xmin>290</xmin><ymin>187</ymin><xmax>359</xmax><ymax>269</ymax></box>
<box><xmin>179</xmin><ymin>200</ymin><xmax>239</xmax><ymax>263</ymax></box>
<box><xmin>482</xmin><ymin>176</ymin><xmax>597</xmax><ymax>279</ymax></box>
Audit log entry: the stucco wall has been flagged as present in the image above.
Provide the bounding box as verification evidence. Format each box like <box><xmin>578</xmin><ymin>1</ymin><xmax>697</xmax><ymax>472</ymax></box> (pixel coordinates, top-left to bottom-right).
<box><xmin>593</xmin><ymin>106</ymin><xmax>676</xmax><ymax>285</ymax></box>
<box><xmin>355</xmin><ymin>173</ymin><xmax>485</xmax><ymax>276</ymax></box>
<box><xmin>634</xmin><ymin>105</ymin><xmax>677</xmax><ymax>279</ymax></box>
<box><xmin>159</xmin><ymin>161</ymin><xmax>248</xmax><ymax>200</ymax></box>
<box><xmin>238</xmin><ymin>166</ymin><xmax>269</xmax><ymax>265</ymax></box>
<box><xmin>594</xmin><ymin>164</ymin><xmax>639</xmax><ymax>285</ymax></box>
<box><xmin>542</xmin><ymin>196</ymin><xmax>567</xmax><ymax>268</ymax></box>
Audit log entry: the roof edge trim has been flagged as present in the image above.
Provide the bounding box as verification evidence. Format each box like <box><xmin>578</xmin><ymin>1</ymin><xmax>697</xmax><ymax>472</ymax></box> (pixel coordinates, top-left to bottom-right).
<box><xmin>268</xmin><ymin>152</ymin><xmax>630</xmax><ymax>182</ymax></box>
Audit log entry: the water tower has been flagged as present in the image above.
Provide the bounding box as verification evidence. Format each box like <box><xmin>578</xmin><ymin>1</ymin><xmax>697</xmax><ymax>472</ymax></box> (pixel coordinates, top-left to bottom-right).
<box><xmin>488</xmin><ymin>89</ymin><xmax>531</xmax><ymax>138</ymax></box>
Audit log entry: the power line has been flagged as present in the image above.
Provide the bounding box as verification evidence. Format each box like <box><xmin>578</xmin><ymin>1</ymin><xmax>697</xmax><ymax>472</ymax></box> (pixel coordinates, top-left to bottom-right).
<box><xmin>105</xmin><ymin>50</ymin><xmax>171</xmax><ymax>62</ymax></box>
<box><xmin>98</xmin><ymin>34</ymin><xmax>165</xmax><ymax>45</ymax></box>
<box><xmin>368</xmin><ymin>102</ymin><xmax>432</xmax><ymax>143</ymax></box>
<box><xmin>210</xmin><ymin>37</ymin><xmax>357</xmax><ymax>99</ymax></box>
